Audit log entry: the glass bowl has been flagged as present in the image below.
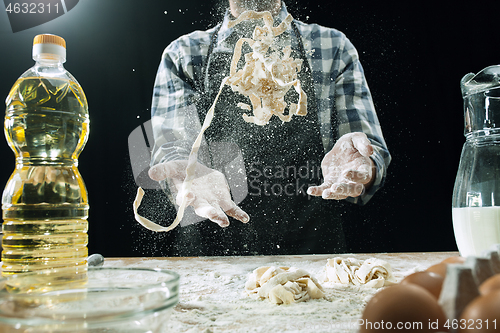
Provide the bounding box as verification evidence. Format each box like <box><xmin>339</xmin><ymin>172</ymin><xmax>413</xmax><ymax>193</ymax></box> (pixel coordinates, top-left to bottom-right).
<box><xmin>0</xmin><ymin>267</ymin><xmax>179</xmax><ymax>332</ymax></box>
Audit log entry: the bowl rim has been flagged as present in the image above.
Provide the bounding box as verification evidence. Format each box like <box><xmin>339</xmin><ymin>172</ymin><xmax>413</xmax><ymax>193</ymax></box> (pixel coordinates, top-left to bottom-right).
<box><xmin>0</xmin><ymin>266</ymin><xmax>180</xmax><ymax>328</ymax></box>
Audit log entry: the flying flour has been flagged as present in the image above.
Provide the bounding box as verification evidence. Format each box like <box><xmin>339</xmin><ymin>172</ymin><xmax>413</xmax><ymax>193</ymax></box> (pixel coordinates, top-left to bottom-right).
<box><xmin>134</xmin><ymin>11</ymin><xmax>307</xmax><ymax>231</ymax></box>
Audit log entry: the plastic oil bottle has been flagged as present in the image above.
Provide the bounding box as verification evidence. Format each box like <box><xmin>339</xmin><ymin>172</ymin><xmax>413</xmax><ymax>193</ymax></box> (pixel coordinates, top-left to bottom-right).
<box><xmin>2</xmin><ymin>34</ymin><xmax>89</xmax><ymax>284</ymax></box>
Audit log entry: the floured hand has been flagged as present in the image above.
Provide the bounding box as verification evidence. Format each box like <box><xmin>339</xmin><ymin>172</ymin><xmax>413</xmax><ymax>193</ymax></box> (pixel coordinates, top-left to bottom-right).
<box><xmin>149</xmin><ymin>160</ymin><xmax>249</xmax><ymax>227</ymax></box>
<box><xmin>307</xmin><ymin>132</ymin><xmax>375</xmax><ymax>200</ymax></box>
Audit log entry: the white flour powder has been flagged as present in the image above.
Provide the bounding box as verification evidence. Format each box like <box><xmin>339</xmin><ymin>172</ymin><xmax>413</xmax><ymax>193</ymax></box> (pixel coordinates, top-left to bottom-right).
<box><xmin>103</xmin><ymin>253</ymin><xmax>454</xmax><ymax>332</ymax></box>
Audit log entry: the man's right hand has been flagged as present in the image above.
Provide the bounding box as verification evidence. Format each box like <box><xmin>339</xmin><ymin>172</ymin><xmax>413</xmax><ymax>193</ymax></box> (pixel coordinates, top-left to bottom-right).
<box><xmin>149</xmin><ymin>160</ymin><xmax>249</xmax><ymax>227</ymax></box>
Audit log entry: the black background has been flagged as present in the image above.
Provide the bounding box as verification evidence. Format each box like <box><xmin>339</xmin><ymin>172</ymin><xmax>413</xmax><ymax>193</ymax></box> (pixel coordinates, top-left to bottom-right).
<box><xmin>0</xmin><ymin>0</ymin><xmax>499</xmax><ymax>257</ymax></box>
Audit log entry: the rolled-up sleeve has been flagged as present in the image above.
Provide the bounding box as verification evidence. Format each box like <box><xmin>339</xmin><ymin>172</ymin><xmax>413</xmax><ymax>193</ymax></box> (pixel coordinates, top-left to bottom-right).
<box><xmin>150</xmin><ymin>39</ymin><xmax>206</xmax><ymax>167</ymax></box>
<box><xmin>334</xmin><ymin>35</ymin><xmax>391</xmax><ymax>205</ymax></box>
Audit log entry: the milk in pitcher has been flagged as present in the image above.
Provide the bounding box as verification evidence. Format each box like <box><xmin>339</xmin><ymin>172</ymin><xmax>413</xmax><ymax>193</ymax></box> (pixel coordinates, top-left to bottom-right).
<box><xmin>452</xmin><ymin>206</ymin><xmax>500</xmax><ymax>257</ymax></box>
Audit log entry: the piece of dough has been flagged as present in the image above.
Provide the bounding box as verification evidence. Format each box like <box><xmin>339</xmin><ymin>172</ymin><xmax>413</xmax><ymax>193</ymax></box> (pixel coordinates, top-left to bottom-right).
<box><xmin>133</xmin><ymin>78</ymin><xmax>228</xmax><ymax>232</ymax></box>
<box><xmin>324</xmin><ymin>257</ymin><xmax>397</xmax><ymax>288</ymax></box>
<box><xmin>245</xmin><ymin>266</ymin><xmax>325</xmax><ymax>305</ymax></box>
<box><xmin>226</xmin><ymin>12</ymin><xmax>306</xmax><ymax>125</ymax></box>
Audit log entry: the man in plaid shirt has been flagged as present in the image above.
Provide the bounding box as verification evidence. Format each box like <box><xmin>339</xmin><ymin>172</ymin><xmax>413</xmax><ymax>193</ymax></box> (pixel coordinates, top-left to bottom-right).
<box><xmin>147</xmin><ymin>0</ymin><xmax>391</xmax><ymax>255</ymax></box>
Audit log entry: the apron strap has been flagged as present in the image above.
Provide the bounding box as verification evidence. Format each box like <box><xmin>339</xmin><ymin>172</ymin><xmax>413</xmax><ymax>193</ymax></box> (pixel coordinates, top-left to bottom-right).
<box><xmin>202</xmin><ymin>23</ymin><xmax>223</xmax><ymax>94</ymax></box>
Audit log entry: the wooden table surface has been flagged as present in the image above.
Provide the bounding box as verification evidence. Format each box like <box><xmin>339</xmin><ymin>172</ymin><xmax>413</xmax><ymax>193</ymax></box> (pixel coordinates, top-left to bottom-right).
<box><xmin>103</xmin><ymin>252</ymin><xmax>459</xmax><ymax>332</ymax></box>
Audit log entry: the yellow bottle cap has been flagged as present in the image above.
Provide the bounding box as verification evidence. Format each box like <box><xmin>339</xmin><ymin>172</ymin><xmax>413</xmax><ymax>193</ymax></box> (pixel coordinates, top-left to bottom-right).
<box><xmin>32</xmin><ymin>34</ymin><xmax>66</xmax><ymax>62</ymax></box>
<box><xmin>33</xmin><ymin>34</ymin><xmax>66</xmax><ymax>48</ymax></box>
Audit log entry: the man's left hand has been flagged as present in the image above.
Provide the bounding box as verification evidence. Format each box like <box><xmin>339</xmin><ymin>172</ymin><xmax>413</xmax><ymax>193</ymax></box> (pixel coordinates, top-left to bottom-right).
<box><xmin>307</xmin><ymin>132</ymin><xmax>375</xmax><ymax>200</ymax></box>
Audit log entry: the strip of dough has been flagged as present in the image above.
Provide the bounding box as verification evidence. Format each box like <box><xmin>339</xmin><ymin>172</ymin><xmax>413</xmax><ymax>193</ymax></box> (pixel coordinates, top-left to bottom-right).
<box><xmin>324</xmin><ymin>257</ymin><xmax>397</xmax><ymax>288</ymax></box>
<box><xmin>245</xmin><ymin>266</ymin><xmax>325</xmax><ymax>305</ymax></box>
<box><xmin>133</xmin><ymin>79</ymin><xmax>228</xmax><ymax>232</ymax></box>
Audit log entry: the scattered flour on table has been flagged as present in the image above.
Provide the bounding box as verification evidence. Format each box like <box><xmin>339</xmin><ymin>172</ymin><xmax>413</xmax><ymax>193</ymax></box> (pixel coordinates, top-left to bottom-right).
<box><xmin>104</xmin><ymin>259</ymin><xmax>369</xmax><ymax>332</ymax></box>
<box><xmin>103</xmin><ymin>253</ymin><xmax>452</xmax><ymax>332</ymax></box>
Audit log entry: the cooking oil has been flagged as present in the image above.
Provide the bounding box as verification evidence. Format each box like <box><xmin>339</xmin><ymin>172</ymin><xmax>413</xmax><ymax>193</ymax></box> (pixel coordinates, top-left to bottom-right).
<box><xmin>2</xmin><ymin>34</ymin><xmax>89</xmax><ymax>284</ymax></box>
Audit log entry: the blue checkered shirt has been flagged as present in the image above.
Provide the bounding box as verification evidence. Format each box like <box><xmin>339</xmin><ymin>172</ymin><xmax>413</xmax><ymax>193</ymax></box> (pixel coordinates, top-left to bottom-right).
<box><xmin>150</xmin><ymin>2</ymin><xmax>391</xmax><ymax>205</ymax></box>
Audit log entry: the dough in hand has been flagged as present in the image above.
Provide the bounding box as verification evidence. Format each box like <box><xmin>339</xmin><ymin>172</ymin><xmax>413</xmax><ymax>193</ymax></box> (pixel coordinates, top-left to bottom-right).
<box><xmin>324</xmin><ymin>257</ymin><xmax>397</xmax><ymax>288</ymax></box>
<box><xmin>245</xmin><ymin>266</ymin><xmax>325</xmax><ymax>305</ymax></box>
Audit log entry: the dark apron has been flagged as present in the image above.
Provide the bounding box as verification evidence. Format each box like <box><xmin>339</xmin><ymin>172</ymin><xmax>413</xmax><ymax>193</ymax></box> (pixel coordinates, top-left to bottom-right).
<box><xmin>163</xmin><ymin>21</ymin><xmax>346</xmax><ymax>256</ymax></box>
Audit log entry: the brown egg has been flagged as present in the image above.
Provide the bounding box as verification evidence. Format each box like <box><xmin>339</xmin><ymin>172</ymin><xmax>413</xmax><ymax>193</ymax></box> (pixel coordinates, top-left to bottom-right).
<box><xmin>360</xmin><ymin>284</ymin><xmax>448</xmax><ymax>332</ymax></box>
<box><xmin>426</xmin><ymin>262</ymin><xmax>449</xmax><ymax>277</ymax></box>
<box><xmin>459</xmin><ymin>290</ymin><xmax>500</xmax><ymax>332</ymax></box>
<box><xmin>425</xmin><ymin>256</ymin><xmax>466</xmax><ymax>278</ymax></box>
<box><xmin>401</xmin><ymin>271</ymin><xmax>445</xmax><ymax>299</ymax></box>
<box><xmin>441</xmin><ymin>256</ymin><xmax>466</xmax><ymax>264</ymax></box>
<box><xmin>479</xmin><ymin>274</ymin><xmax>500</xmax><ymax>295</ymax></box>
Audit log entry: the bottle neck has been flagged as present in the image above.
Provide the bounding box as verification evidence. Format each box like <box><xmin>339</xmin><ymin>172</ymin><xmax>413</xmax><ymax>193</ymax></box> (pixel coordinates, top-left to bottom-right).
<box><xmin>33</xmin><ymin>54</ymin><xmax>65</xmax><ymax>67</ymax></box>
<box><xmin>33</xmin><ymin>55</ymin><xmax>66</xmax><ymax>75</ymax></box>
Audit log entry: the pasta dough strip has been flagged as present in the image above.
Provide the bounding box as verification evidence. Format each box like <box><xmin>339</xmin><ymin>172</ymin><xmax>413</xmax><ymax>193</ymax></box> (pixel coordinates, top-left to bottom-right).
<box><xmin>134</xmin><ymin>78</ymin><xmax>228</xmax><ymax>232</ymax></box>
<box><xmin>324</xmin><ymin>257</ymin><xmax>397</xmax><ymax>288</ymax></box>
<box><xmin>245</xmin><ymin>266</ymin><xmax>325</xmax><ymax>305</ymax></box>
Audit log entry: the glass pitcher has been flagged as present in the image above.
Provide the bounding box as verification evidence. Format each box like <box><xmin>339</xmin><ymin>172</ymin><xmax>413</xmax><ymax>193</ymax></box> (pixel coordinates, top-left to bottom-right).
<box><xmin>452</xmin><ymin>65</ymin><xmax>500</xmax><ymax>257</ymax></box>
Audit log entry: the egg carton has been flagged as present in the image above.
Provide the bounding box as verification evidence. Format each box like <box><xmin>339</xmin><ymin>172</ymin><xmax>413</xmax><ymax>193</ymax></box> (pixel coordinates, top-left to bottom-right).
<box><xmin>438</xmin><ymin>244</ymin><xmax>500</xmax><ymax>332</ymax></box>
